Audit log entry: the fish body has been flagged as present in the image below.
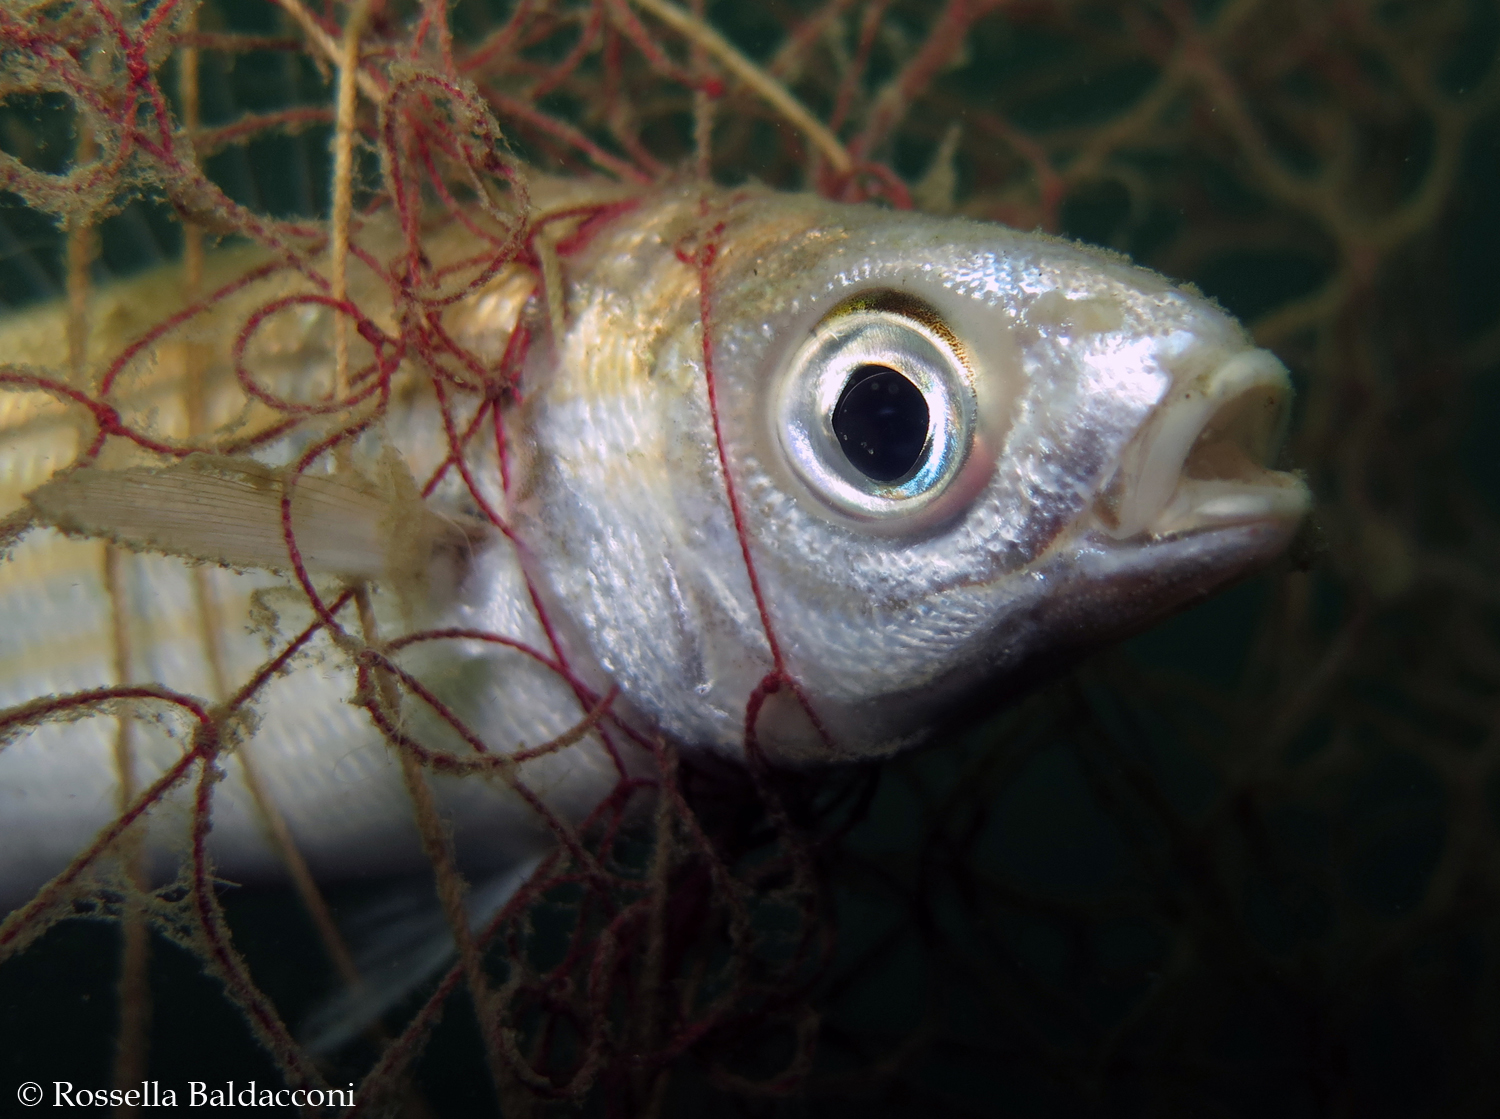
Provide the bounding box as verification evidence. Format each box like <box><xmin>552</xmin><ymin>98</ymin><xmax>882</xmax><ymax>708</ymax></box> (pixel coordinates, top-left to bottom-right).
<box><xmin>0</xmin><ymin>181</ymin><xmax>1309</xmax><ymax>914</ymax></box>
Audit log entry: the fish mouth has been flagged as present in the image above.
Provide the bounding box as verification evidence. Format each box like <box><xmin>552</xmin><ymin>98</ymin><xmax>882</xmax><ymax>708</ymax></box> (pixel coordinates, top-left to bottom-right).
<box><xmin>1096</xmin><ymin>348</ymin><xmax>1311</xmax><ymax>540</ymax></box>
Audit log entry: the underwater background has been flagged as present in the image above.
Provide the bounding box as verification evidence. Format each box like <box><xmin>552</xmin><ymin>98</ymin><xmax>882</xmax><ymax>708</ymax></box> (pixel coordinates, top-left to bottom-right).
<box><xmin>1</xmin><ymin>0</ymin><xmax>1498</xmax><ymax>1115</ymax></box>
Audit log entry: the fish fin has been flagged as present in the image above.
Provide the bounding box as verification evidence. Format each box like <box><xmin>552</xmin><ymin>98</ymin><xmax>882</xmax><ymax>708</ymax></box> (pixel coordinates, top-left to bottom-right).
<box><xmin>300</xmin><ymin>852</ymin><xmax>546</xmax><ymax>1054</ymax></box>
<box><xmin>26</xmin><ymin>452</ymin><xmax>483</xmax><ymax>589</ymax></box>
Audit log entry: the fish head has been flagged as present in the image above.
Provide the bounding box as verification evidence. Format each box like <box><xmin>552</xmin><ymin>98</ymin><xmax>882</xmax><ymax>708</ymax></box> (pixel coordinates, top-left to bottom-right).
<box><xmin>515</xmin><ymin>190</ymin><xmax>1311</xmax><ymax>763</ymax></box>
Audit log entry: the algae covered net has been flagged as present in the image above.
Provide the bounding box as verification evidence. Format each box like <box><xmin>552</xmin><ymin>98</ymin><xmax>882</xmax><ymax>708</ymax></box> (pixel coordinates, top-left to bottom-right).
<box><xmin>0</xmin><ymin>0</ymin><xmax>1497</xmax><ymax>1114</ymax></box>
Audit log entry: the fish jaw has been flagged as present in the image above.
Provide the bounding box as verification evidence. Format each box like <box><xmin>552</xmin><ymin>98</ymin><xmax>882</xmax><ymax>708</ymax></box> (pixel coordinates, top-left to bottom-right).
<box><xmin>975</xmin><ymin>337</ymin><xmax>1315</xmax><ymax>687</ymax></box>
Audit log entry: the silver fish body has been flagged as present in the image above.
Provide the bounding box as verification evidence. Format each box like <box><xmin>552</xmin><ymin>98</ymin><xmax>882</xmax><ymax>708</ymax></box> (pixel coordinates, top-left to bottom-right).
<box><xmin>0</xmin><ymin>182</ymin><xmax>1309</xmax><ymax>910</ymax></box>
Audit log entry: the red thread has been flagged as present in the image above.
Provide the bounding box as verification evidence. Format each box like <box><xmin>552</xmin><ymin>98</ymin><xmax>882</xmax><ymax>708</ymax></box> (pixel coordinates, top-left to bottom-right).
<box><xmin>679</xmin><ymin>209</ymin><xmax>836</xmax><ymax>758</ymax></box>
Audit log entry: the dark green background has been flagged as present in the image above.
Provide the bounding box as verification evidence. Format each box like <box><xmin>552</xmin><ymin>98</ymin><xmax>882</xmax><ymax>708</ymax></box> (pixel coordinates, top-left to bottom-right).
<box><xmin>2</xmin><ymin>0</ymin><xmax>1498</xmax><ymax>1114</ymax></box>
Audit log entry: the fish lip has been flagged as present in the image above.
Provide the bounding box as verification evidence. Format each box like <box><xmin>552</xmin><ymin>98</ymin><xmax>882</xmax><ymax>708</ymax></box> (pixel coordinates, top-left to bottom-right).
<box><xmin>1147</xmin><ymin>470</ymin><xmax>1311</xmax><ymax>539</ymax></box>
<box><xmin>1095</xmin><ymin>347</ymin><xmax>1312</xmax><ymax>541</ymax></box>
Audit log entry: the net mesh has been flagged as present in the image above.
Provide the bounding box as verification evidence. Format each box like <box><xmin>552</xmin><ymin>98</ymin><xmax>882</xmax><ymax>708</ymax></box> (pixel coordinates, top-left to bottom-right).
<box><xmin>0</xmin><ymin>0</ymin><xmax>1497</xmax><ymax>1115</ymax></box>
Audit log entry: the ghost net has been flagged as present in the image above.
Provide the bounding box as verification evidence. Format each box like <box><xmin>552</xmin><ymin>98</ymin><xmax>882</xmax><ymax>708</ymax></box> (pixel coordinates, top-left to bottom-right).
<box><xmin>0</xmin><ymin>0</ymin><xmax>1497</xmax><ymax>1116</ymax></box>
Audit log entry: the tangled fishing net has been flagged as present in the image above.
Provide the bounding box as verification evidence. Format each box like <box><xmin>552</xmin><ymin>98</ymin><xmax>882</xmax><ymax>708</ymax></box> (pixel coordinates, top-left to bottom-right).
<box><xmin>0</xmin><ymin>0</ymin><xmax>1497</xmax><ymax>1115</ymax></box>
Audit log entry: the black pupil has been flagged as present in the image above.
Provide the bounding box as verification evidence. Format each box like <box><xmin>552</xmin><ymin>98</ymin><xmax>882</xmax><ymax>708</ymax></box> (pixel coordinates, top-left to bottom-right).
<box><xmin>831</xmin><ymin>365</ymin><xmax>930</xmax><ymax>483</ymax></box>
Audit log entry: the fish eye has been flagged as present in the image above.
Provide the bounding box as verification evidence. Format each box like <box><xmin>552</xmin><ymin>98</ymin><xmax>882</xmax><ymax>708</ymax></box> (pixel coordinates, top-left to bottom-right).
<box><xmin>774</xmin><ymin>292</ymin><xmax>977</xmax><ymax>526</ymax></box>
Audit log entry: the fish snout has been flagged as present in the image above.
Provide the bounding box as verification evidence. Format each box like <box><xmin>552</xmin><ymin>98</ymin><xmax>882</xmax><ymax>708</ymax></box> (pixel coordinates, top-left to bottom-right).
<box><xmin>1094</xmin><ymin>348</ymin><xmax>1311</xmax><ymax>541</ymax></box>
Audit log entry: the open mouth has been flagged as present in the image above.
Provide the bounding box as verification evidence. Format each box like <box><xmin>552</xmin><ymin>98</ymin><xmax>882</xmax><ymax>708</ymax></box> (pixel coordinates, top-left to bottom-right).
<box><xmin>1097</xmin><ymin>348</ymin><xmax>1312</xmax><ymax>539</ymax></box>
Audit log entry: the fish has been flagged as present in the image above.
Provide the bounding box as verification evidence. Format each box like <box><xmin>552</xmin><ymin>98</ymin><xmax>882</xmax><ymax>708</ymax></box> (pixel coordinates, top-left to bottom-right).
<box><xmin>0</xmin><ymin>178</ymin><xmax>1310</xmax><ymax>1043</ymax></box>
